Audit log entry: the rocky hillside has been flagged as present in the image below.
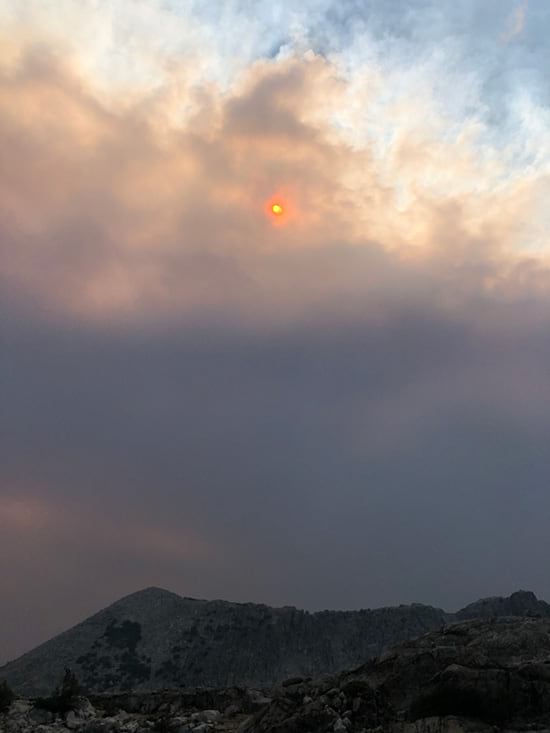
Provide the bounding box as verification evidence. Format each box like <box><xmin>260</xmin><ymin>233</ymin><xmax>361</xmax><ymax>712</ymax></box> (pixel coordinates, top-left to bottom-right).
<box><xmin>4</xmin><ymin>616</ymin><xmax>550</xmax><ymax>732</ymax></box>
<box><xmin>242</xmin><ymin>616</ymin><xmax>550</xmax><ymax>733</ymax></box>
<box><xmin>1</xmin><ymin>588</ymin><xmax>547</xmax><ymax>696</ymax></box>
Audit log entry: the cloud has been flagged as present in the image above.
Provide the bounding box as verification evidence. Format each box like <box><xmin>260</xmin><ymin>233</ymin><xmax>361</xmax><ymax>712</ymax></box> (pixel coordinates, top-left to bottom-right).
<box><xmin>1</xmin><ymin>0</ymin><xmax>550</xmax><ymax>664</ymax></box>
<box><xmin>1</xmin><ymin>30</ymin><xmax>549</xmax><ymax>326</ymax></box>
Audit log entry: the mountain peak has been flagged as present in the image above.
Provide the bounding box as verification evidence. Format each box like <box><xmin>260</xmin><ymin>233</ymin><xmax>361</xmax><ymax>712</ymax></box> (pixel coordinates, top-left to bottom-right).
<box><xmin>116</xmin><ymin>586</ymin><xmax>183</xmax><ymax>603</ymax></box>
<box><xmin>511</xmin><ymin>589</ymin><xmax>538</xmax><ymax>601</ymax></box>
<box><xmin>457</xmin><ymin>589</ymin><xmax>550</xmax><ymax>620</ymax></box>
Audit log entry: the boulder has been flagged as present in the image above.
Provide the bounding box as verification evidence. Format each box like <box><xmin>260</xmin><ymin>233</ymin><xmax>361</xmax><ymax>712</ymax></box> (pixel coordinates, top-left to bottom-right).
<box><xmin>29</xmin><ymin>707</ymin><xmax>55</xmax><ymax>725</ymax></box>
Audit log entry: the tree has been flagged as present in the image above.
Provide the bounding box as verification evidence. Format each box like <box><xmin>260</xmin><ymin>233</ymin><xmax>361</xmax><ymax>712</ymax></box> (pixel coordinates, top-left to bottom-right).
<box><xmin>35</xmin><ymin>668</ymin><xmax>82</xmax><ymax>714</ymax></box>
<box><xmin>0</xmin><ymin>680</ymin><xmax>15</xmax><ymax>714</ymax></box>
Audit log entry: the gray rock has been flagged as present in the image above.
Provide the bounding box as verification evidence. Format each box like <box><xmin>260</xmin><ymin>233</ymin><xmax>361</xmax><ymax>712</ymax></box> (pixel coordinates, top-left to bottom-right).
<box><xmin>74</xmin><ymin>697</ymin><xmax>96</xmax><ymax>719</ymax></box>
<box><xmin>199</xmin><ymin>709</ymin><xmax>220</xmax><ymax>722</ymax></box>
<box><xmin>81</xmin><ymin>718</ymin><xmax>118</xmax><ymax>733</ymax></box>
<box><xmin>65</xmin><ymin>710</ymin><xmax>79</xmax><ymax>729</ymax></box>
<box><xmin>10</xmin><ymin>700</ymin><xmax>32</xmax><ymax>715</ymax></box>
<box><xmin>171</xmin><ymin>721</ymin><xmax>192</xmax><ymax>733</ymax></box>
<box><xmin>119</xmin><ymin>721</ymin><xmax>140</xmax><ymax>733</ymax></box>
<box><xmin>29</xmin><ymin>707</ymin><xmax>55</xmax><ymax>725</ymax></box>
<box><xmin>224</xmin><ymin>704</ymin><xmax>241</xmax><ymax>717</ymax></box>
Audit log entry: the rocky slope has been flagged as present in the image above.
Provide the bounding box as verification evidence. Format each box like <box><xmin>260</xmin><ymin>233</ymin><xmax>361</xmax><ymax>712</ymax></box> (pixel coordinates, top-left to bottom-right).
<box><xmin>4</xmin><ymin>616</ymin><xmax>550</xmax><ymax>732</ymax></box>
<box><xmin>1</xmin><ymin>588</ymin><xmax>547</xmax><ymax>696</ymax></box>
<box><xmin>242</xmin><ymin>616</ymin><xmax>550</xmax><ymax>732</ymax></box>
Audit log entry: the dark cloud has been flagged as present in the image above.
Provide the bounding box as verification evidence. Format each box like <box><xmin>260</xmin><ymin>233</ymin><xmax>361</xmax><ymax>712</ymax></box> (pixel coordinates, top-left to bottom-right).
<box><xmin>3</xmin><ymin>299</ymin><xmax>550</xmax><ymax>663</ymax></box>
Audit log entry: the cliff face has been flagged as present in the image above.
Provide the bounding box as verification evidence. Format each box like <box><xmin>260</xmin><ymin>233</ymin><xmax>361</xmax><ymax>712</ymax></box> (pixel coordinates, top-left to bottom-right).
<box><xmin>0</xmin><ymin>587</ymin><xmax>546</xmax><ymax>696</ymax></box>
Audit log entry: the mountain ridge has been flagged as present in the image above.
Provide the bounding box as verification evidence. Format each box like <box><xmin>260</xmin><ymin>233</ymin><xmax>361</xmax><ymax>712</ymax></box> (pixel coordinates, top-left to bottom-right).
<box><xmin>2</xmin><ymin>587</ymin><xmax>548</xmax><ymax>696</ymax></box>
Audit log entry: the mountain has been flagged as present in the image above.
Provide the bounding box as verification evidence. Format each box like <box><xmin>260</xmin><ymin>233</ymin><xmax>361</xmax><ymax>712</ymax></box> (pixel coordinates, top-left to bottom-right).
<box><xmin>1</xmin><ymin>588</ymin><xmax>547</xmax><ymax>696</ymax></box>
<box><xmin>5</xmin><ymin>616</ymin><xmax>550</xmax><ymax>732</ymax></box>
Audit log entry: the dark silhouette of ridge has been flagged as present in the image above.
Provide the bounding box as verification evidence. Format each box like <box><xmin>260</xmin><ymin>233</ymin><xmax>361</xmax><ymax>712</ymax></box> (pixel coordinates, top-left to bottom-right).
<box><xmin>2</xmin><ymin>588</ymin><xmax>548</xmax><ymax>696</ymax></box>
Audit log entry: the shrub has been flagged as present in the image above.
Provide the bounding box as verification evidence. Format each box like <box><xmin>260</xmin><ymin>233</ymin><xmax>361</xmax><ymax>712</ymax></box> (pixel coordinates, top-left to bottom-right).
<box><xmin>0</xmin><ymin>680</ymin><xmax>15</xmax><ymax>713</ymax></box>
<box><xmin>58</xmin><ymin>668</ymin><xmax>81</xmax><ymax>700</ymax></box>
<box><xmin>153</xmin><ymin>715</ymin><xmax>172</xmax><ymax>733</ymax></box>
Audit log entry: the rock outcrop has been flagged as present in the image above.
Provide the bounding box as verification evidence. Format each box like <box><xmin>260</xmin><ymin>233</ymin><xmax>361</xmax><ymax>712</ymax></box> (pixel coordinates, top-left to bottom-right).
<box><xmin>242</xmin><ymin>616</ymin><xmax>550</xmax><ymax>732</ymax></box>
<box><xmin>1</xmin><ymin>588</ymin><xmax>547</xmax><ymax>696</ymax></box>
<box><xmin>455</xmin><ymin>590</ymin><xmax>550</xmax><ymax>620</ymax></box>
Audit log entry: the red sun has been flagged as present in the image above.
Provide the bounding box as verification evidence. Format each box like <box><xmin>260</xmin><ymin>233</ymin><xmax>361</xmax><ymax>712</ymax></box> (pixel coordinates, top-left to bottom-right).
<box><xmin>265</xmin><ymin>194</ymin><xmax>293</xmax><ymax>225</ymax></box>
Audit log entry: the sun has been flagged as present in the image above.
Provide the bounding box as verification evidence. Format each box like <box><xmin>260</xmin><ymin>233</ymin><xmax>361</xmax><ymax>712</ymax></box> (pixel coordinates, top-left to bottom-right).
<box><xmin>264</xmin><ymin>195</ymin><xmax>291</xmax><ymax>225</ymax></box>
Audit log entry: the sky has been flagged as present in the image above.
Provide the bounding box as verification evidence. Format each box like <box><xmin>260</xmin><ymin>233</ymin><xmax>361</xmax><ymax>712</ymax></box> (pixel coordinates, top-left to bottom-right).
<box><xmin>1</xmin><ymin>0</ymin><xmax>550</xmax><ymax>665</ymax></box>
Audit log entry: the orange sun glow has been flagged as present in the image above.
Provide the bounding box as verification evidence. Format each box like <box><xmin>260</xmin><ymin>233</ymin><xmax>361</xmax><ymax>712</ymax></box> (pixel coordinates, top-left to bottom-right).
<box><xmin>271</xmin><ymin>203</ymin><xmax>284</xmax><ymax>216</ymax></box>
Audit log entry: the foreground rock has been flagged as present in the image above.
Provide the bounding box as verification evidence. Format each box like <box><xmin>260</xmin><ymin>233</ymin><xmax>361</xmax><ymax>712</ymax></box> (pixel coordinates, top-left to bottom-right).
<box><xmin>242</xmin><ymin>616</ymin><xmax>550</xmax><ymax>732</ymax></box>
<box><xmin>0</xmin><ymin>687</ymin><xmax>267</xmax><ymax>733</ymax></box>
<box><xmin>3</xmin><ymin>588</ymin><xmax>547</xmax><ymax>696</ymax></box>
